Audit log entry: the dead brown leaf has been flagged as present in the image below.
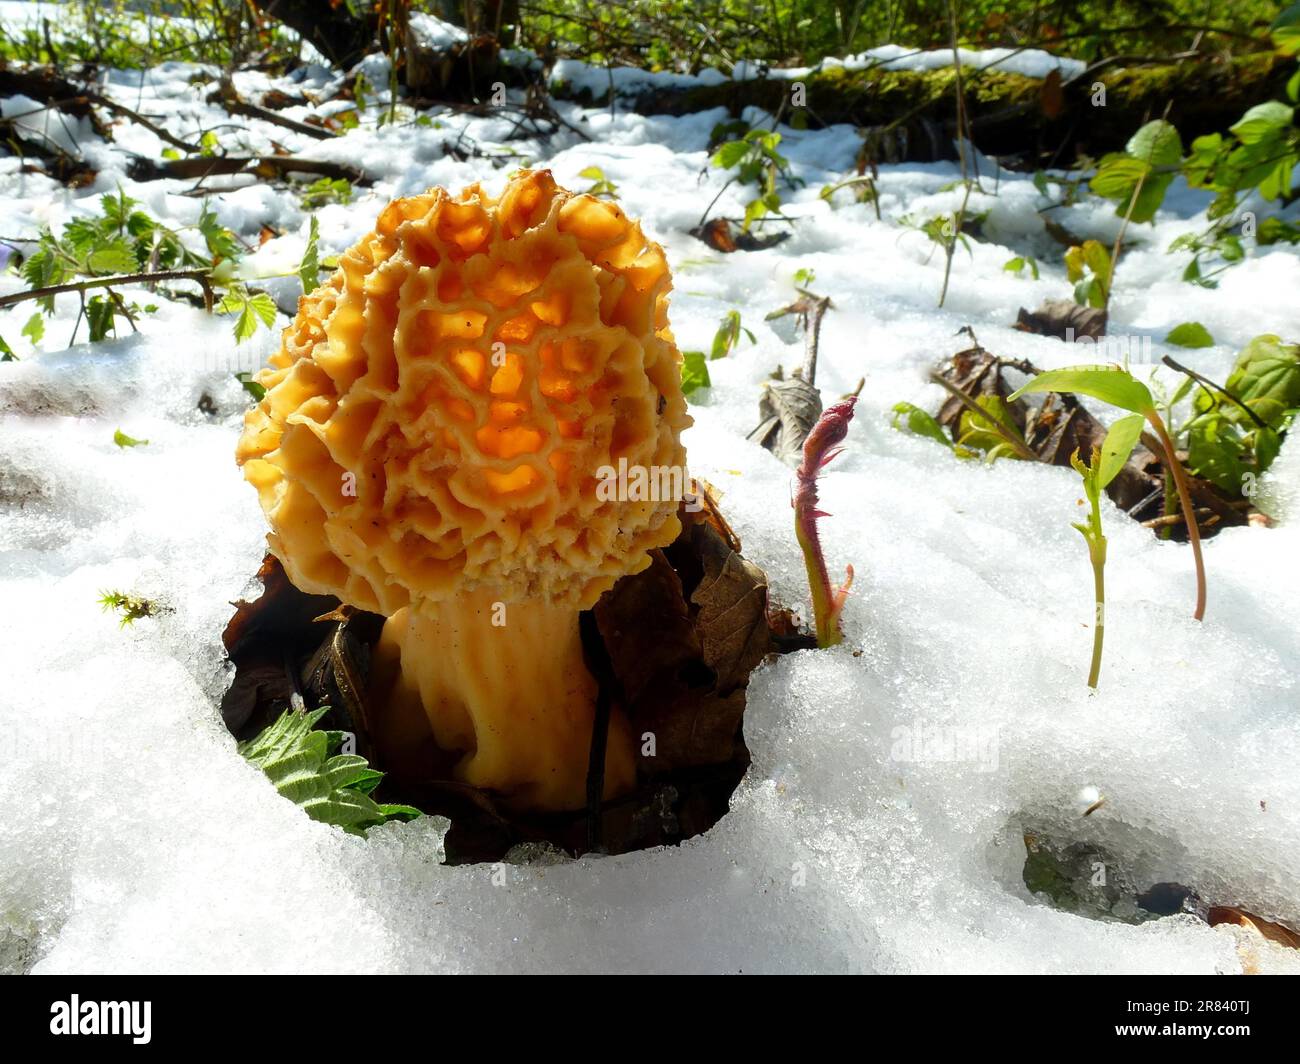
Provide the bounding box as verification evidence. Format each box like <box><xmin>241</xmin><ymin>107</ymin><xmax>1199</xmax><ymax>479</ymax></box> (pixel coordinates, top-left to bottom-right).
<box><xmin>1014</xmin><ymin>298</ymin><xmax>1108</xmax><ymax>341</ymax></box>
<box><xmin>1039</xmin><ymin>68</ymin><xmax>1064</xmax><ymax>119</ymax></box>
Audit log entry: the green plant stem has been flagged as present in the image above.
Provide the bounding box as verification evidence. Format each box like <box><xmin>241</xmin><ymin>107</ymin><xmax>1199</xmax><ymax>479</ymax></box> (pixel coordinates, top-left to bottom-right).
<box><xmin>1160</xmin><ymin>460</ymin><xmax>1178</xmax><ymax>540</ymax></box>
<box><xmin>1146</xmin><ymin>410</ymin><xmax>1207</xmax><ymax>620</ymax></box>
<box><xmin>796</xmin><ymin>517</ymin><xmax>840</xmax><ymax>648</ymax></box>
<box><xmin>1087</xmin><ymin>541</ymin><xmax>1106</xmax><ymax>689</ymax></box>
<box><xmin>927</xmin><ymin>372</ymin><xmax>1040</xmax><ymax>461</ymax></box>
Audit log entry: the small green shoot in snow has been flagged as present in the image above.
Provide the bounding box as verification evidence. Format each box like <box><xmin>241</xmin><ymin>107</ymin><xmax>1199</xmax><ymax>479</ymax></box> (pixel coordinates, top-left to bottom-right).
<box><xmin>113</xmin><ymin>428</ymin><xmax>148</xmax><ymax>448</ymax></box>
<box><xmin>1070</xmin><ymin>414</ymin><xmax>1144</xmax><ymax>688</ymax></box>
<box><xmin>98</xmin><ymin>589</ymin><xmax>162</xmax><ymax>628</ymax></box>
<box><xmin>238</xmin><ymin>706</ymin><xmax>421</xmax><ymax>835</ymax></box>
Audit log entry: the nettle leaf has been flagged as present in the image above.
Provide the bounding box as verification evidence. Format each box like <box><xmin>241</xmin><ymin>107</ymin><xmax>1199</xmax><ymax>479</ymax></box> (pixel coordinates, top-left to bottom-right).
<box><xmin>87</xmin><ymin>240</ymin><xmax>140</xmax><ymax>275</ymax></box>
<box><xmin>249</xmin><ymin>293</ymin><xmax>277</xmax><ymax>328</ymax></box>
<box><xmin>299</xmin><ymin>216</ymin><xmax>321</xmax><ymax>297</ymax></box>
<box><xmin>86</xmin><ymin>295</ymin><xmax>116</xmax><ymax>342</ymax></box>
<box><xmin>1097</xmin><ymin>413</ymin><xmax>1145</xmax><ymax>488</ymax></box>
<box><xmin>198</xmin><ymin>204</ymin><xmax>241</xmax><ymax>263</ymax></box>
<box><xmin>1009</xmin><ymin>365</ymin><xmax>1155</xmax><ymax>415</ymax></box>
<box><xmin>238</xmin><ymin>707</ymin><xmax>420</xmax><ymax>835</ymax></box>
<box><xmin>221</xmin><ymin>288</ymin><xmax>278</xmax><ymax>344</ymax></box>
<box><xmin>1222</xmin><ymin>334</ymin><xmax>1300</xmax><ymax>426</ymax></box>
<box><xmin>890</xmin><ymin>401</ymin><xmax>953</xmax><ymax>449</ymax></box>
<box><xmin>21</xmin><ymin>313</ymin><xmax>44</xmax><ymax>344</ymax></box>
<box><xmin>681</xmin><ymin>350</ymin><xmax>711</xmax><ymax>397</ymax></box>
<box><xmin>1164</xmin><ymin>322</ymin><xmax>1215</xmax><ymax>348</ymax></box>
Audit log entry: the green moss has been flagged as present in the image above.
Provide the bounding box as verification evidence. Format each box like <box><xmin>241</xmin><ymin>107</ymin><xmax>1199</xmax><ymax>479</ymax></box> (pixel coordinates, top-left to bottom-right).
<box><xmin>553</xmin><ymin>53</ymin><xmax>1291</xmax><ymax>165</ymax></box>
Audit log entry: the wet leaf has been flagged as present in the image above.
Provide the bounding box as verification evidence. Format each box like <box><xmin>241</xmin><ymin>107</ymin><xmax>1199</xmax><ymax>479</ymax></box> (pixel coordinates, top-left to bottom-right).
<box><xmin>748</xmin><ymin>374</ymin><xmax>822</xmax><ymax>465</ymax></box>
<box><xmin>1165</xmin><ymin>322</ymin><xmax>1215</xmax><ymax>348</ymax></box>
<box><xmin>1009</xmin><ymin>364</ymin><xmax>1155</xmax><ymax>415</ymax></box>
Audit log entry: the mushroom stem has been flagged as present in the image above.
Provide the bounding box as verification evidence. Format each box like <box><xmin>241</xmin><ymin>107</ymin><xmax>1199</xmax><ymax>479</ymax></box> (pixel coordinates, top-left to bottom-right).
<box><xmin>370</xmin><ymin>589</ymin><xmax>637</xmax><ymax>811</ymax></box>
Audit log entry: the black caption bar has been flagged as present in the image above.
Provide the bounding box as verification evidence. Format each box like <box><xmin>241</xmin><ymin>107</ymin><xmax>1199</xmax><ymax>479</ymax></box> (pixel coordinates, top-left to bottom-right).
<box><xmin>0</xmin><ymin>975</ymin><xmax>1291</xmax><ymax>1050</ymax></box>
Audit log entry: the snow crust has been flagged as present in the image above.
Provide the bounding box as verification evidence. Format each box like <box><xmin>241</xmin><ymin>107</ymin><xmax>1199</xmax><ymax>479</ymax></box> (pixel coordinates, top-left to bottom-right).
<box><xmin>556</xmin><ymin>45</ymin><xmax>1085</xmax><ymax>99</ymax></box>
<box><xmin>1</xmin><ymin>23</ymin><xmax>1299</xmax><ymax>974</ymax></box>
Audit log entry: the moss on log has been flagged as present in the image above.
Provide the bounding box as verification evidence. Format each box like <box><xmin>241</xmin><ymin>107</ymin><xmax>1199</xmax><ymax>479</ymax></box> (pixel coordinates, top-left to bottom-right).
<box><xmin>555</xmin><ymin>53</ymin><xmax>1291</xmax><ymax>169</ymax></box>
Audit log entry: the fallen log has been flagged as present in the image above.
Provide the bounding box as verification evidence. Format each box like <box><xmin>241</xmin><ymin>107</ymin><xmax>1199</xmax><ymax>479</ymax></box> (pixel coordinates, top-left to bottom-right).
<box><xmin>555</xmin><ymin>51</ymin><xmax>1291</xmax><ymax>168</ymax></box>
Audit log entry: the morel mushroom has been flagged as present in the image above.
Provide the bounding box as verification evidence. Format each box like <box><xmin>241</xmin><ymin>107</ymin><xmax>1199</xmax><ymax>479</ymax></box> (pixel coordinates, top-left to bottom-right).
<box><xmin>236</xmin><ymin>170</ymin><xmax>691</xmax><ymax>810</ymax></box>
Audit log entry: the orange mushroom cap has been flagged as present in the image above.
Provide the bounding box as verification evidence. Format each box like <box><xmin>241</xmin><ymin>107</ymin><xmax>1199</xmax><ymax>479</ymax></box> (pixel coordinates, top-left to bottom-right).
<box><xmin>237</xmin><ymin>169</ymin><xmax>691</xmax><ymax>614</ymax></box>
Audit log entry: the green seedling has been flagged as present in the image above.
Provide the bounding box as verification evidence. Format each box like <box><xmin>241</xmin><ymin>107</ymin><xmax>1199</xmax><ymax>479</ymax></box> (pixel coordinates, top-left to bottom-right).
<box><xmin>1069</xmin><ymin>414</ymin><xmax>1145</xmax><ymax>688</ymax></box>
<box><xmin>710</xmin><ymin>129</ymin><xmax>801</xmax><ymax>231</ymax></box>
<box><xmin>239</xmin><ymin>705</ymin><xmax>420</xmax><ymax>835</ymax></box>
<box><xmin>710</xmin><ymin>310</ymin><xmax>755</xmax><ymax>360</ymax></box>
<box><xmin>98</xmin><ymin>589</ymin><xmax>161</xmax><ymax>627</ymax></box>
<box><xmin>1064</xmin><ymin>240</ymin><xmax>1113</xmax><ymax>309</ymax></box>
<box><xmin>795</xmin><ymin>398</ymin><xmax>857</xmax><ymax>648</ymax></box>
<box><xmin>578</xmin><ymin>166</ymin><xmax>619</xmax><ymax>199</ymax></box>
<box><xmin>1010</xmin><ymin>364</ymin><xmax>1207</xmax><ymax>620</ymax></box>
<box><xmin>680</xmin><ymin>350</ymin><xmax>710</xmax><ymax>397</ymax></box>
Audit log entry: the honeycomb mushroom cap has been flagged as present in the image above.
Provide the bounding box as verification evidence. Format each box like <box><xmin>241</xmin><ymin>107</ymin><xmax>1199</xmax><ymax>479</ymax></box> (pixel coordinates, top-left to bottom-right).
<box><xmin>237</xmin><ymin>170</ymin><xmax>691</xmax><ymax>614</ymax></box>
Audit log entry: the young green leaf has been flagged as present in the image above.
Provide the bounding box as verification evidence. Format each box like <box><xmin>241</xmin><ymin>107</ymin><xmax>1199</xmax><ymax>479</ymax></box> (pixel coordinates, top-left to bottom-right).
<box><xmin>1229</xmin><ymin>102</ymin><xmax>1295</xmax><ymax>146</ymax></box>
<box><xmin>1274</xmin><ymin>2</ymin><xmax>1300</xmax><ymax>54</ymax></box>
<box><xmin>98</xmin><ymin>589</ymin><xmax>161</xmax><ymax>628</ymax></box>
<box><xmin>238</xmin><ymin>706</ymin><xmax>421</xmax><ymax>834</ymax></box>
<box><xmin>1009</xmin><ymin>365</ymin><xmax>1155</xmax><ymax>415</ymax></box>
<box><xmin>113</xmin><ymin>429</ymin><xmax>149</xmax><ymax>448</ymax></box>
<box><xmin>1097</xmin><ymin>414</ymin><xmax>1145</xmax><ymax>489</ymax></box>
<box><xmin>1164</xmin><ymin>322</ymin><xmax>1215</xmax><ymax>348</ymax></box>
<box><xmin>86</xmin><ymin>295</ymin><xmax>116</xmax><ymax>342</ymax></box>
<box><xmin>890</xmin><ymin>401</ymin><xmax>953</xmax><ymax>449</ymax></box>
<box><xmin>21</xmin><ymin>313</ymin><xmax>44</xmax><ymax>344</ymax></box>
<box><xmin>0</xmin><ymin>333</ymin><xmax>16</xmax><ymax>362</ymax></box>
<box><xmin>1222</xmin><ymin>334</ymin><xmax>1300</xmax><ymax>425</ymax></box>
<box><xmin>1127</xmin><ymin>119</ymin><xmax>1182</xmax><ymax>167</ymax></box>
<box><xmin>680</xmin><ymin>349</ymin><xmax>711</xmax><ymax>397</ymax></box>
<box><xmin>711</xmin><ymin>141</ymin><xmax>749</xmax><ymax>169</ymax></box>
<box><xmin>299</xmin><ymin>216</ymin><xmax>321</xmax><ymax>297</ymax></box>
<box><xmin>235</xmin><ymin>371</ymin><xmax>266</xmax><ymax>401</ymax></box>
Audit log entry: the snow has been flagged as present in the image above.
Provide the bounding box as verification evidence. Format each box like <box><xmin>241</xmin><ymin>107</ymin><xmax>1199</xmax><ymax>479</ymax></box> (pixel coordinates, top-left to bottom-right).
<box><xmin>557</xmin><ymin>45</ymin><xmax>1085</xmax><ymax>100</ymax></box>
<box><xmin>2</xmin><ymin>17</ymin><xmax>1300</xmax><ymax>974</ymax></box>
<box><xmin>407</xmin><ymin>13</ymin><xmax>469</xmax><ymax>53</ymax></box>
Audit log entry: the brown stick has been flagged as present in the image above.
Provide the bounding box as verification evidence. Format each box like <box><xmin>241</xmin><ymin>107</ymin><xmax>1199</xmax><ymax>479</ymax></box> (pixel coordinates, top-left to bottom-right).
<box><xmin>212</xmin><ymin>81</ymin><xmax>335</xmax><ymax>141</ymax></box>
<box><xmin>129</xmin><ymin>153</ymin><xmax>368</xmax><ymax>185</ymax></box>
<box><xmin>1161</xmin><ymin>354</ymin><xmax>1269</xmax><ymax>430</ymax></box>
<box><xmin>0</xmin><ymin>269</ymin><xmax>214</xmax><ymax>313</ymax></box>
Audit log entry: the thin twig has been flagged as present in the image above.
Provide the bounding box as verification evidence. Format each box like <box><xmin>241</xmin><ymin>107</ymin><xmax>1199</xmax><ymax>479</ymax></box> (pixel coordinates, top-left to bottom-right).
<box><xmin>800</xmin><ymin>294</ymin><xmax>831</xmax><ymax>385</ymax></box>
<box><xmin>927</xmin><ymin>371</ymin><xmax>1040</xmax><ymax>461</ymax></box>
<box><xmin>1161</xmin><ymin>355</ymin><xmax>1268</xmax><ymax>429</ymax></box>
<box><xmin>0</xmin><ymin>269</ymin><xmax>214</xmax><ymax>313</ymax></box>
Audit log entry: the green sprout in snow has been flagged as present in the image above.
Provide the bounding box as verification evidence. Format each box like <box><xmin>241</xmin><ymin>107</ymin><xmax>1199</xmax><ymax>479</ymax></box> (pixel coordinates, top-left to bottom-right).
<box><xmin>1068</xmin><ymin>414</ymin><xmax>1145</xmax><ymax>688</ymax></box>
<box><xmin>98</xmin><ymin>590</ymin><xmax>163</xmax><ymax>628</ymax></box>
<box><xmin>795</xmin><ymin>397</ymin><xmax>858</xmax><ymax>648</ymax></box>
<box><xmin>1011</xmin><ymin>364</ymin><xmax>1207</xmax><ymax>621</ymax></box>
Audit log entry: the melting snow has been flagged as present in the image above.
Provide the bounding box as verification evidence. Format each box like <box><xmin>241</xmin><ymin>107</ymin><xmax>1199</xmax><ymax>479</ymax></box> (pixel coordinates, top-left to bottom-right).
<box><xmin>1</xmin><ymin>26</ymin><xmax>1299</xmax><ymax>974</ymax></box>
